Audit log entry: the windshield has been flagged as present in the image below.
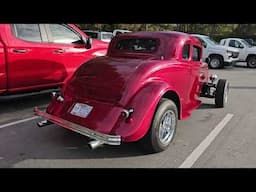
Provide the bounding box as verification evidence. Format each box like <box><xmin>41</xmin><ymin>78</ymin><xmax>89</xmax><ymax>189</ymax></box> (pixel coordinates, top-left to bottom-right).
<box><xmin>204</xmin><ymin>37</ymin><xmax>219</xmax><ymax>45</ymax></box>
<box><xmin>115</xmin><ymin>38</ymin><xmax>159</xmax><ymax>52</ymax></box>
<box><xmin>241</xmin><ymin>39</ymin><xmax>253</xmax><ymax>47</ymax></box>
<box><xmin>102</xmin><ymin>33</ymin><xmax>113</xmax><ymax>40</ymax></box>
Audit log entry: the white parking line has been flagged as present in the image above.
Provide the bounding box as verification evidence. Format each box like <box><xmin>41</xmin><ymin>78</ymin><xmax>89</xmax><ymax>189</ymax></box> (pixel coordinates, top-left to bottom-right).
<box><xmin>179</xmin><ymin>113</ymin><xmax>234</xmax><ymax>168</ymax></box>
<box><xmin>0</xmin><ymin>116</ymin><xmax>39</xmax><ymax>129</ymax></box>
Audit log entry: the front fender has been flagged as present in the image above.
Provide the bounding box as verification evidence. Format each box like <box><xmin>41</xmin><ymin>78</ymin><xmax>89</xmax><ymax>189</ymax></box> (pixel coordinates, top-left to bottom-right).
<box><xmin>113</xmin><ymin>81</ymin><xmax>178</xmax><ymax>142</ymax></box>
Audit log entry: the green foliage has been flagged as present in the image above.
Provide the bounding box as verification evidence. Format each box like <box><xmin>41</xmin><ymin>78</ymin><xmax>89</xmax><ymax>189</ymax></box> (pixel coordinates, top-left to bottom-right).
<box><xmin>76</xmin><ymin>24</ymin><xmax>256</xmax><ymax>40</ymax></box>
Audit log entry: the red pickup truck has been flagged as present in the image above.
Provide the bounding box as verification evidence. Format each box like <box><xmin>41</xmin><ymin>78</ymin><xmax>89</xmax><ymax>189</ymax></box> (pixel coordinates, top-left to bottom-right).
<box><xmin>0</xmin><ymin>24</ymin><xmax>108</xmax><ymax>95</ymax></box>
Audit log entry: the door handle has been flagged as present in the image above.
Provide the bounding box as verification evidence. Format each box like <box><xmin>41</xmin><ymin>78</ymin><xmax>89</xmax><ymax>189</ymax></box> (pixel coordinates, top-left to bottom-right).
<box><xmin>53</xmin><ymin>49</ymin><xmax>65</xmax><ymax>53</ymax></box>
<box><xmin>12</xmin><ymin>49</ymin><xmax>28</xmax><ymax>53</ymax></box>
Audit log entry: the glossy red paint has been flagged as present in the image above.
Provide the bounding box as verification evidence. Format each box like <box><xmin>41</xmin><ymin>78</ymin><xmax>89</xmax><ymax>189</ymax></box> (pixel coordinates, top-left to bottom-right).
<box><xmin>0</xmin><ymin>40</ymin><xmax>6</xmax><ymax>94</ymax></box>
<box><xmin>0</xmin><ymin>24</ymin><xmax>108</xmax><ymax>95</ymax></box>
<box><xmin>43</xmin><ymin>31</ymin><xmax>210</xmax><ymax>142</ymax></box>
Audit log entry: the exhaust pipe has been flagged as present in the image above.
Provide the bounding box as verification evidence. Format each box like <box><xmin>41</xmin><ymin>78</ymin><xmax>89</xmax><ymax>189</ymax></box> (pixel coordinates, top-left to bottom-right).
<box><xmin>37</xmin><ymin>119</ymin><xmax>53</xmax><ymax>127</ymax></box>
<box><xmin>88</xmin><ymin>140</ymin><xmax>104</xmax><ymax>150</ymax></box>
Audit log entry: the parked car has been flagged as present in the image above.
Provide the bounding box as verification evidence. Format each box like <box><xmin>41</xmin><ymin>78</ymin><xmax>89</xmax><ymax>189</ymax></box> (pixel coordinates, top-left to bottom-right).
<box><xmin>83</xmin><ymin>30</ymin><xmax>113</xmax><ymax>43</ymax></box>
<box><xmin>244</xmin><ymin>38</ymin><xmax>256</xmax><ymax>46</ymax></box>
<box><xmin>191</xmin><ymin>34</ymin><xmax>239</xmax><ymax>69</ymax></box>
<box><xmin>0</xmin><ymin>24</ymin><xmax>109</xmax><ymax>96</ymax></box>
<box><xmin>113</xmin><ymin>29</ymin><xmax>131</xmax><ymax>36</ymax></box>
<box><xmin>220</xmin><ymin>38</ymin><xmax>256</xmax><ymax>68</ymax></box>
<box><xmin>35</xmin><ymin>31</ymin><xmax>229</xmax><ymax>153</ymax></box>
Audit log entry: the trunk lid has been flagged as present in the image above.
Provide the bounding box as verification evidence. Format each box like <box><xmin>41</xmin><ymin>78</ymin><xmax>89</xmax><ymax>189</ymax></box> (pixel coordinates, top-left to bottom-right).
<box><xmin>66</xmin><ymin>56</ymin><xmax>147</xmax><ymax>104</ymax></box>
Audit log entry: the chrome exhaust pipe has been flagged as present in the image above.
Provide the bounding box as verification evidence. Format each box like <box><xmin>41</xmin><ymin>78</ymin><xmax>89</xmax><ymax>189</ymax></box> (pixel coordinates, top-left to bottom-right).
<box><xmin>37</xmin><ymin>119</ymin><xmax>53</xmax><ymax>127</ymax></box>
<box><xmin>88</xmin><ymin>140</ymin><xmax>104</xmax><ymax>150</ymax></box>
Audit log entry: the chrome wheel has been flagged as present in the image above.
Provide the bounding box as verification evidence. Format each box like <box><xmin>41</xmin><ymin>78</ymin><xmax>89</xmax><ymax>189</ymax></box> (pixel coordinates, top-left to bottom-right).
<box><xmin>159</xmin><ymin>110</ymin><xmax>176</xmax><ymax>146</ymax></box>
<box><xmin>248</xmin><ymin>57</ymin><xmax>256</xmax><ymax>68</ymax></box>
<box><xmin>210</xmin><ymin>58</ymin><xmax>221</xmax><ymax>69</ymax></box>
<box><xmin>141</xmin><ymin>98</ymin><xmax>178</xmax><ymax>153</ymax></box>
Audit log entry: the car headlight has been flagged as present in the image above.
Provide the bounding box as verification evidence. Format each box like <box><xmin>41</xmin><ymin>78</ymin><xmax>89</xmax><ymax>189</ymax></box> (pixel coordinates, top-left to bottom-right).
<box><xmin>226</xmin><ymin>50</ymin><xmax>233</xmax><ymax>56</ymax></box>
<box><xmin>226</xmin><ymin>50</ymin><xmax>239</xmax><ymax>58</ymax></box>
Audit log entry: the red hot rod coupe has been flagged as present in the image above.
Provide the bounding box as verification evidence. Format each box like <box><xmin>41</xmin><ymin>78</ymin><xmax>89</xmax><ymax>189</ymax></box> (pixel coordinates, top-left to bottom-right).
<box><xmin>34</xmin><ymin>31</ymin><xmax>229</xmax><ymax>153</ymax></box>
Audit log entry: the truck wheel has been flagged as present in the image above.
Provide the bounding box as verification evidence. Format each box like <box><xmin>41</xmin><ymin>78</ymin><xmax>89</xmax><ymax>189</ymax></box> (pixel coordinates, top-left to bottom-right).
<box><xmin>141</xmin><ymin>98</ymin><xmax>178</xmax><ymax>153</ymax></box>
<box><xmin>215</xmin><ymin>79</ymin><xmax>229</xmax><ymax>108</ymax></box>
<box><xmin>209</xmin><ymin>55</ymin><xmax>223</xmax><ymax>69</ymax></box>
<box><xmin>247</xmin><ymin>56</ymin><xmax>256</xmax><ymax>68</ymax></box>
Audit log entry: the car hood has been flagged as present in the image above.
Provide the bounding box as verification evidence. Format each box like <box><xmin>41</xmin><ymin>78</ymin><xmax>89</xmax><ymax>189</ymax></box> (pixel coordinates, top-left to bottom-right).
<box><xmin>65</xmin><ymin>56</ymin><xmax>152</xmax><ymax>105</ymax></box>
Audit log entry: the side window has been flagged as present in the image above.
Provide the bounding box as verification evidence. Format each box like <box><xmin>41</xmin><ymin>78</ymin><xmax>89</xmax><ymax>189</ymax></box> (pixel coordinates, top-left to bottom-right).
<box><xmin>12</xmin><ymin>24</ymin><xmax>42</xmax><ymax>42</ymax></box>
<box><xmin>182</xmin><ymin>44</ymin><xmax>190</xmax><ymax>59</ymax></box>
<box><xmin>192</xmin><ymin>45</ymin><xmax>201</xmax><ymax>61</ymax></box>
<box><xmin>236</xmin><ymin>40</ymin><xmax>244</xmax><ymax>48</ymax></box>
<box><xmin>221</xmin><ymin>40</ymin><xmax>226</xmax><ymax>45</ymax></box>
<box><xmin>228</xmin><ymin>40</ymin><xmax>237</xmax><ymax>48</ymax></box>
<box><xmin>48</xmin><ymin>24</ymin><xmax>81</xmax><ymax>44</ymax></box>
<box><xmin>229</xmin><ymin>40</ymin><xmax>244</xmax><ymax>48</ymax></box>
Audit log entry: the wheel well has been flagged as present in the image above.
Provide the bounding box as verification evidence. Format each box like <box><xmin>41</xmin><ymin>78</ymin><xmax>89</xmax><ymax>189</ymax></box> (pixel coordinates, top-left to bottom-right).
<box><xmin>246</xmin><ymin>54</ymin><xmax>256</xmax><ymax>61</ymax></box>
<box><xmin>209</xmin><ymin>54</ymin><xmax>224</xmax><ymax>61</ymax></box>
<box><xmin>162</xmin><ymin>91</ymin><xmax>181</xmax><ymax>119</ymax></box>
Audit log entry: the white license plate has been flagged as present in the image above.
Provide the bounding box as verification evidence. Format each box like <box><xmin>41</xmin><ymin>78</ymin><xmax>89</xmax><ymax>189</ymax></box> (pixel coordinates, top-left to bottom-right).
<box><xmin>70</xmin><ymin>103</ymin><xmax>93</xmax><ymax>118</ymax></box>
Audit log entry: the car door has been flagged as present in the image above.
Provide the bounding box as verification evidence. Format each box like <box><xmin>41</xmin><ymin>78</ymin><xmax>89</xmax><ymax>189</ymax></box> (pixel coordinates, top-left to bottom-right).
<box><xmin>228</xmin><ymin>39</ymin><xmax>246</xmax><ymax>60</ymax></box>
<box><xmin>189</xmin><ymin>44</ymin><xmax>202</xmax><ymax>103</ymax></box>
<box><xmin>6</xmin><ymin>24</ymin><xmax>64</xmax><ymax>91</ymax></box>
<box><xmin>45</xmin><ymin>24</ymin><xmax>95</xmax><ymax>81</ymax></box>
<box><xmin>176</xmin><ymin>42</ymin><xmax>192</xmax><ymax>108</ymax></box>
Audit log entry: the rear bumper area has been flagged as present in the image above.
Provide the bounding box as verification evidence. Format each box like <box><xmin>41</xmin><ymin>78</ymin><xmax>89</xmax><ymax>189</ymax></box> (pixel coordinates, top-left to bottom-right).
<box><xmin>34</xmin><ymin>107</ymin><xmax>121</xmax><ymax>145</ymax></box>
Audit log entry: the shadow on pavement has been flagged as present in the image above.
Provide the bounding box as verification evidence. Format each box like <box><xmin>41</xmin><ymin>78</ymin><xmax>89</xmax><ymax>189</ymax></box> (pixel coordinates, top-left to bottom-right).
<box><xmin>0</xmin><ymin>91</ymin><xmax>53</xmax><ymax>115</ymax></box>
<box><xmin>0</xmin><ymin>122</ymin><xmax>150</xmax><ymax>167</ymax></box>
<box><xmin>197</xmin><ymin>103</ymin><xmax>216</xmax><ymax>110</ymax></box>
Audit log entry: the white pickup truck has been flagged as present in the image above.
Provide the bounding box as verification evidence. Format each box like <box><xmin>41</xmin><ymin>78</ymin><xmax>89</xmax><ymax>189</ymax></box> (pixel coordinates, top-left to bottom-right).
<box><xmin>220</xmin><ymin>38</ymin><xmax>256</xmax><ymax>68</ymax></box>
<box><xmin>192</xmin><ymin>34</ymin><xmax>239</xmax><ymax>69</ymax></box>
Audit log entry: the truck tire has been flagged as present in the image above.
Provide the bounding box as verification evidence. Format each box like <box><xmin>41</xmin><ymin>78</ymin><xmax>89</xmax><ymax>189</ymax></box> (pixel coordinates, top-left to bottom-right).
<box><xmin>215</xmin><ymin>79</ymin><xmax>229</xmax><ymax>108</ymax></box>
<box><xmin>140</xmin><ymin>98</ymin><xmax>178</xmax><ymax>153</ymax></box>
<box><xmin>209</xmin><ymin>55</ymin><xmax>224</xmax><ymax>69</ymax></box>
<box><xmin>246</xmin><ymin>56</ymin><xmax>256</xmax><ymax>68</ymax></box>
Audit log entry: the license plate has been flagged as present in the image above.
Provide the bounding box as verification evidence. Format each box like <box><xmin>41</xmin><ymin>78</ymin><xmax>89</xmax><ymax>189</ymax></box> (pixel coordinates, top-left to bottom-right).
<box><xmin>70</xmin><ymin>103</ymin><xmax>93</xmax><ymax>118</ymax></box>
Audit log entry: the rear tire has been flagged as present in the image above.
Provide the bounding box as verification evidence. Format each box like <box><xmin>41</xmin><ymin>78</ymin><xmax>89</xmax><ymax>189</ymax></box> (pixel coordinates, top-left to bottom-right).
<box><xmin>215</xmin><ymin>79</ymin><xmax>229</xmax><ymax>108</ymax></box>
<box><xmin>246</xmin><ymin>56</ymin><xmax>256</xmax><ymax>68</ymax></box>
<box><xmin>140</xmin><ymin>98</ymin><xmax>178</xmax><ymax>153</ymax></box>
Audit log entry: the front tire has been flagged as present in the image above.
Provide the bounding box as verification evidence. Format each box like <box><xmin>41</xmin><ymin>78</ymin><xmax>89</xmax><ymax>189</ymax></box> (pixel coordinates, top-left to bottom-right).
<box><xmin>209</xmin><ymin>55</ymin><xmax>224</xmax><ymax>69</ymax></box>
<box><xmin>215</xmin><ymin>79</ymin><xmax>229</xmax><ymax>108</ymax></box>
<box><xmin>141</xmin><ymin>98</ymin><xmax>178</xmax><ymax>153</ymax></box>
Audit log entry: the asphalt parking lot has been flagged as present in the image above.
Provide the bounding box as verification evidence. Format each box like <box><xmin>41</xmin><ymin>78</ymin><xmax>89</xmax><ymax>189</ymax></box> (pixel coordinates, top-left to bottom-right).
<box><xmin>0</xmin><ymin>62</ymin><xmax>256</xmax><ymax>168</ymax></box>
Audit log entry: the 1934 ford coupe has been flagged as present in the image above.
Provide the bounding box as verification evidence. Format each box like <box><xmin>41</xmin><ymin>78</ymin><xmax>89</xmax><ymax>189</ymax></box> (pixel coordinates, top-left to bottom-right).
<box><xmin>34</xmin><ymin>31</ymin><xmax>229</xmax><ymax>153</ymax></box>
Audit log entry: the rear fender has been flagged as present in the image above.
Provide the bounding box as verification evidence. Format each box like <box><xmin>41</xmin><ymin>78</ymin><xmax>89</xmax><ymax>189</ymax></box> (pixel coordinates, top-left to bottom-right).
<box><xmin>113</xmin><ymin>81</ymin><xmax>180</xmax><ymax>142</ymax></box>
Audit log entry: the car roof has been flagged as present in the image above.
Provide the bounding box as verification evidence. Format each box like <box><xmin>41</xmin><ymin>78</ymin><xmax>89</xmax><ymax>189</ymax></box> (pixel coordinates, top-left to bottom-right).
<box><xmin>191</xmin><ymin>34</ymin><xmax>209</xmax><ymax>38</ymax></box>
<box><xmin>117</xmin><ymin>31</ymin><xmax>194</xmax><ymax>40</ymax></box>
<box><xmin>83</xmin><ymin>30</ymin><xmax>112</xmax><ymax>34</ymax></box>
<box><xmin>108</xmin><ymin>31</ymin><xmax>202</xmax><ymax>59</ymax></box>
<box><xmin>221</xmin><ymin>37</ymin><xmax>243</xmax><ymax>41</ymax></box>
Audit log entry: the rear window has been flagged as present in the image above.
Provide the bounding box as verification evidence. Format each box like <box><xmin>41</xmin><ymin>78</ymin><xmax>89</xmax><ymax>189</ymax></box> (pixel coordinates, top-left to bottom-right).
<box><xmin>115</xmin><ymin>38</ymin><xmax>158</xmax><ymax>52</ymax></box>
